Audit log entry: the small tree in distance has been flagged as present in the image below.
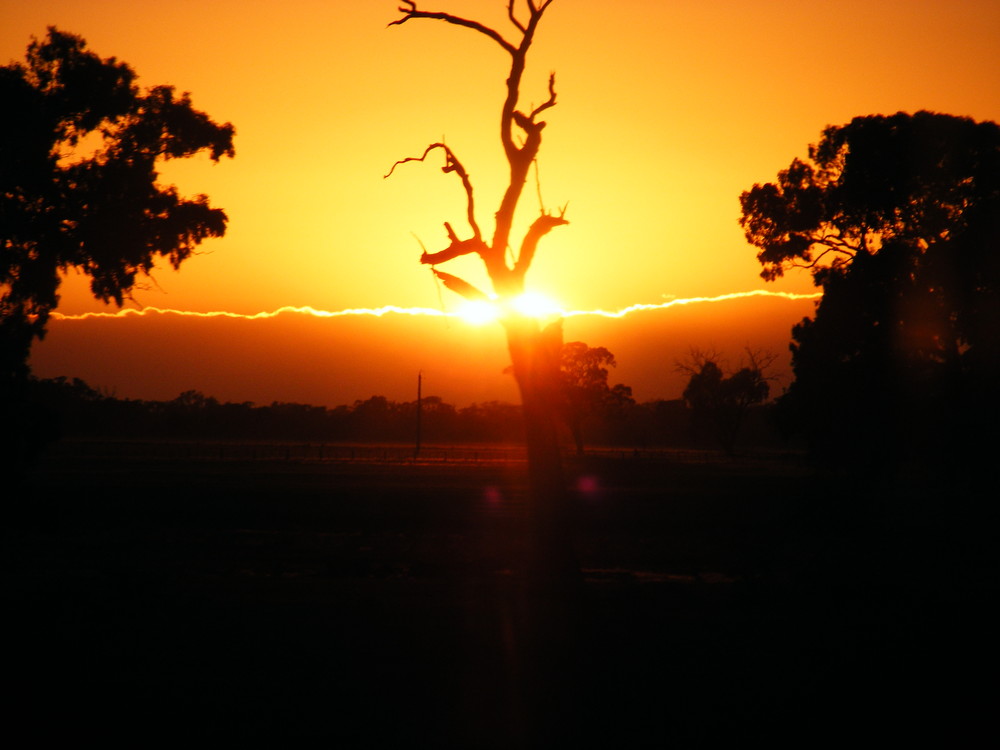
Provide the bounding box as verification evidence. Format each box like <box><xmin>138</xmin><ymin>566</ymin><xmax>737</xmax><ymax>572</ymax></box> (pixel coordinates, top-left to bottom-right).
<box><xmin>558</xmin><ymin>341</ymin><xmax>633</xmax><ymax>456</ymax></box>
<box><xmin>675</xmin><ymin>348</ymin><xmax>775</xmax><ymax>455</ymax></box>
<box><xmin>385</xmin><ymin>1</ymin><xmax>575</xmax><ymax>580</ymax></box>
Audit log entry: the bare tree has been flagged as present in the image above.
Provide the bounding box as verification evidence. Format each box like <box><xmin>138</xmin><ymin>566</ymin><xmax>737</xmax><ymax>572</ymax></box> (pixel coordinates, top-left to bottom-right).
<box><xmin>386</xmin><ymin>1</ymin><xmax>574</xmax><ymax>580</ymax></box>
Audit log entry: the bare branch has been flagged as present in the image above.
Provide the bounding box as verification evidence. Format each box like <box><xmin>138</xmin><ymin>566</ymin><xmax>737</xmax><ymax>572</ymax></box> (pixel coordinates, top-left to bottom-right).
<box><xmin>384</xmin><ymin>142</ymin><xmax>481</xmax><ymax>241</ymax></box>
<box><xmin>440</xmin><ymin>149</ymin><xmax>481</xmax><ymax>241</ymax></box>
<box><xmin>513</xmin><ymin>211</ymin><xmax>568</xmax><ymax>277</ymax></box>
<box><xmin>389</xmin><ymin>1</ymin><xmax>561</xmax><ymax>298</ymax></box>
<box><xmin>383</xmin><ymin>141</ymin><xmax>443</xmax><ymax>178</ymax></box>
<box><xmin>420</xmin><ymin>236</ymin><xmax>488</xmax><ymax>266</ymax></box>
<box><xmin>529</xmin><ymin>73</ymin><xmax>557</xmax><ymax>120</ymax></box>
<box><xmin>742</xmin><ymin>347</ymin><xmax>779</xmax><ymax>378</ymax></box>
<box><xmin>389</xmin><ymin>2</ymin><xmax>516</xmax><ymax>55</ymax></box>
<box><xmin>497</xmin><ymin>3</ymin><xmax>554</xmax><ymax>162</ymax></box>
<box><xmin>431</xmin><ymin>269</ymin><xmax>490</xmax><ymax>302</ymax></box>
<box><xmin>410</xmin><ymin>231</ymin><xmax>428</xmax><ymax>255</ymax></box>
<box><xmin>789</xmin><ymin>242</ymin><xmax>857</xmax><ymax>273</ymax></box>
<box><xmin>507</xmin><ymin>0</ymin><xmax>526</xmax><ymax>32</ymax></box>
<box><xmin>526</xmin><ymin>1</ymin><xmax>556</xmax><ymax>17</ymax></box>
<box><xmin>533</xmin><ymin>158</ymin><xmax>544</xmax><ymax>212</ymax></box>
<box><xmin>816</xmin><ymin>232</ymin><xmax>860</xmax><ymax>254</ymax></box>
<box><xmin>673</xmin><ymin>346</ymin><xmax>723</xmax><ymax>376</ymax></box>
<box><xmin>511</xmin><ymin>74</ymin><xmax>556</xmax><ymax>143</ymax></box>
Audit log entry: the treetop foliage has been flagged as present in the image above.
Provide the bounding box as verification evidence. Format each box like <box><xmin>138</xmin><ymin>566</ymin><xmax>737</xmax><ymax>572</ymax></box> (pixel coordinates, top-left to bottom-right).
<box><xmin>740</xmin><ymin>110</ymin><xmax>1000</xmax><ymax>284</ymax></box>
<box><xmin>559</xmin><ymin>342</ymin><xmax>617</xmax><ymax>395</ymax></box>
<box><xmin>555</xmin><ymin>341</ymin><xmax>635</xmax><ymax>454</ymax></box>
<box><xmin>1</xmin><ymin>27</ymin><xmax>234</xmax><ymax>379</ymax></box>
<box><xmin>676</xmin><ymin>348</ymin><xmax>775</xmax><ymax>455</ymax></box>
<box><xmin>741</xmin><ymin>111</ymin><xmax>1000</xmax><ymax>473</ymax></box>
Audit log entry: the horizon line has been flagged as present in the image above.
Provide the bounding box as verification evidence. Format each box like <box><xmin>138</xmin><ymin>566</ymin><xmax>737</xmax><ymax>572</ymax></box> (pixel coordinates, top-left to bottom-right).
<box><xmin>49</xmin><ymin>290</ymin><xmax>822</xmax><ymax>322</ymax></box>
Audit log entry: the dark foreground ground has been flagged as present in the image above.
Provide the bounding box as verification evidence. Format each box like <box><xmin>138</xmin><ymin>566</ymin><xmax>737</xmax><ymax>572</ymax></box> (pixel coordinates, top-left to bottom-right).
<box><xmin>8</xmin><ymin>442</ymin><xmax>996</xmax><ymax>746</ymax></box>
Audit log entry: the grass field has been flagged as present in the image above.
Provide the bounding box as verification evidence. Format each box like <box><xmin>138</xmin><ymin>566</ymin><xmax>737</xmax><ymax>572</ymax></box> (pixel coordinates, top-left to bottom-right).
<box><xmin>9</xmin><ymin>441</ymin><xmax>992</xmax><ymax>746</ymax></box>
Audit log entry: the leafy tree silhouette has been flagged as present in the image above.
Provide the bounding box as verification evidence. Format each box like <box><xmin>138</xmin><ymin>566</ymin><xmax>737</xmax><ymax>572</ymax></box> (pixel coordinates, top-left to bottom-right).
<box><xmin>740</xmin><ymin>111</ymin><xmax>1000</xmax><ymax>474</ymax></box>
<box><xmin>386</xmin><ymin>1</ymin><xmax>575</xmax><ymax>580</ymax></box>
<box><xmin>1</xmin><ymin>28</ymin><xmax>234</xmax><ymax>379</ymax></box>
<box><xmin>675</xmin><ymin>348</ymin><xmax>774</xmax><ymax>455</ymax></box>
<box><xmin>1</xmin><ymin>28</ymin><xmax>234</xmax><ymax>478</ymax></box>
<box><xmin>558</xmin><ymin>341</ymin><xmax>633</xmax><ymax>455</ymax></box>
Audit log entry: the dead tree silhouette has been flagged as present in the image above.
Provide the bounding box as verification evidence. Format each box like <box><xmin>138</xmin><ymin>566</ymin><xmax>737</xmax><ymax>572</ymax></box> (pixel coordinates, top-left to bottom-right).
<box><xmin>386</xmin><ymin>1</ymin><xmax>576</xmax><ymax>583</ymax></box>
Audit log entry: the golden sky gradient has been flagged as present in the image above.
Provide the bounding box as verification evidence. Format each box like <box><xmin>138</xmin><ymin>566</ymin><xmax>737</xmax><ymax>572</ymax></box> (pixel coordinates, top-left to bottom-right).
<box><xmin>5</xmin><ymin>0</ymin><xmax>999</xmax><ymax>320</ymax></box>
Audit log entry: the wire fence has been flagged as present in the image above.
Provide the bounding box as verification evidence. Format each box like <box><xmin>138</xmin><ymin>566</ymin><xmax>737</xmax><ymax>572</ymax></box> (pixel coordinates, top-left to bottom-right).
<box><xmin>44</xmin><ymin>439</ymin><xmax>527</xmax><ymax>464</ymax></box>
<box><xmin>42</xmin><ymin>438</ymin><xmax>706</xmax><ymax>465</ymax></box>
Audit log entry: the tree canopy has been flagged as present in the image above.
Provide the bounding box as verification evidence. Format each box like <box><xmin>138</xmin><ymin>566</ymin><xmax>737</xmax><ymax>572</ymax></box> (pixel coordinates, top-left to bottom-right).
<box><xmin>558</xmin><ymin>341</ymin><xmax>633</xmax><ymax>454</ymax></box>
<box><xmin>740</xmin><ymin>111</ymin><xmax>1000</xmax><ymax>471</ymax></box>
<box><xmin>1</xmin><ymin>27</ymin><xmax>235</xmax><ymax>381</ymax></box>
<box><xmin>676</xmin><ymin>348</ymin><xmax>773</xmax><ymax>455</ymax></box>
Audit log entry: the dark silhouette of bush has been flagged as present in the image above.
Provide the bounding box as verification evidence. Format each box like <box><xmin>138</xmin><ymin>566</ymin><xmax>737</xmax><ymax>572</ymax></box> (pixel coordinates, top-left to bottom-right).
<box><xmin>741</xmin><ymin>111</ymin><xmax>1000</xmax><ymax>476</ymax></box>
<box><xmin>676</xmin><ymin>349</ymin><xmax>775</xmax><ymax>455</ymax></box>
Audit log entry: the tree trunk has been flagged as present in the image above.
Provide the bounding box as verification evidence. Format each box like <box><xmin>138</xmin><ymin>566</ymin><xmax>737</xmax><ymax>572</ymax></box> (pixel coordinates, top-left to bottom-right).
<box><xmin>387</xmin><ymin>0</ymin><xmax>575</xmax><ymax>585</ymax></box>
<box><xmin>504</xmin><ymin>316</ymin><xmax>579</xmax><ymax>584</ymax></box>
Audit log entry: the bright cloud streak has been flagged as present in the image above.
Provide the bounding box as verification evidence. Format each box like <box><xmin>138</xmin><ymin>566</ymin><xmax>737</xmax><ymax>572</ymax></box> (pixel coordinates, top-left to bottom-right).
<box><xmin>49</xmin><ymin>304</ymin><xmax>451</xmax><ymax>321</ymax></box>
<box><xmin>48</xmin><ymin>290</ymin><xmax>822</xmax><ymax>323</ymax></box>
<box><xmin>559</xmin><ymin>290</ymin><xmax>822</xmax><ymax>319</ymax></box>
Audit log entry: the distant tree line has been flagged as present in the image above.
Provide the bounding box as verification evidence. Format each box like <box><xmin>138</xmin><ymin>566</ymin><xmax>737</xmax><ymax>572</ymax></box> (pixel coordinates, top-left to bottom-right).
<box><xmin>27</xmin><ymin>370</ymin><xmax>785</xmax><ymax>452</ymax></box>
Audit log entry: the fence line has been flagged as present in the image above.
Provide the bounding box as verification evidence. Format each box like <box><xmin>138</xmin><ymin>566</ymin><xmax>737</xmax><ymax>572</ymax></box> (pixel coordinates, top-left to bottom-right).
<box><xmin>46</xmin><ymin>439</ymin><xmax>534</xmax><ymax>464</ymax></box>
<box><xmin>44</xmin><ymin>439</ymin><xmax>700</xmax><ymax>464</ymax></box>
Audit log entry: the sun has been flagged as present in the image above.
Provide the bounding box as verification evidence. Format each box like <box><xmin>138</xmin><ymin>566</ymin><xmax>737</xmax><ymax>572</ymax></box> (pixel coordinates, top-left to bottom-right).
<box><xmin>455</xmin><ymin>299</ymin><xmax>502</xmax><ymax>325</ymax></box>
<box><xmin>509</xmin><ymin>291</ymin><xmax>563</xmax><ymax>318</ymax></box>
<box><xmin>455</xmin><ymin>292</ymin><xmax>563</xmax><ymax>325</ymax></box>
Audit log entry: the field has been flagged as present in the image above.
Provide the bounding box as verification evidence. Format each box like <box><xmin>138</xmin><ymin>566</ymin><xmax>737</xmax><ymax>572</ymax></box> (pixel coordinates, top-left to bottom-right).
<box><xmin>9</xmin><ymin>441</ymin><xmax>991</xmax><ymax>746</ymax></box>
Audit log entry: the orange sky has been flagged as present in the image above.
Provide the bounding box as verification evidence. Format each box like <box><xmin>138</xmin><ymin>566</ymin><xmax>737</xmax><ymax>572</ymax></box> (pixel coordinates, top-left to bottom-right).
<box><xmin>5</xmin><ymin>0</ymin><xmax>999</xmax><ymax>320</ymax></box>
<box><xmin>34</xmin><ymin>294</ymin><xmax>820</xmax><ymax>406</ymax></box>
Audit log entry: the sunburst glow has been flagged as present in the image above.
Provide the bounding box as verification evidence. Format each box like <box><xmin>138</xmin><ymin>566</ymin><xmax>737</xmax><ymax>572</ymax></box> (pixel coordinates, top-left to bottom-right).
<box><xmin>455</xmin><ymin>299</ymin><xmax>502</xmax><ymax>325</ymax></box>
<box><xmin>509</xmin><ymin>292</ymin><xmax>562</xmax><ymax>319</ymax></box>
<box><xmin>453</xmin><ymin>292</ymin><xmax>565</xmax><ymax>325</ymax></box>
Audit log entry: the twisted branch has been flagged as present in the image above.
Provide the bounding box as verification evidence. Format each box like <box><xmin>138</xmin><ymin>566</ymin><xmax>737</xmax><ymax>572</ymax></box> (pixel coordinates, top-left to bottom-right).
<box><xmin>389</xmin><ymin>1</ymin><xmax>516</xmax><ymax>55</ymax></box>
<box><xmin>789</xmin><ymin>243</ymin><xmax>856</xmax><ymax>273</ymax></box>
<box><xmin>388</xmin><ymin>1</ymin><xmax>565</xmax><ymax>295</ymax></box>
<box><xmin>385</xmin><ymin>142</ymin><xmax>481</xmax><ymax>242</ymax></box>
<box><xmin>514</xmin><ymin>208</ymin><xmax>569</xmax><ymax>277</ymax></box>
<box><xmin>529</xmin><ymin>72</ymin><xmax>558</xmax><ymax>121</ymax></box>
<box><xmin>507</xmin><ymin>0</ymin><xmax>526</xmax><ymax>33</ymax></box>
